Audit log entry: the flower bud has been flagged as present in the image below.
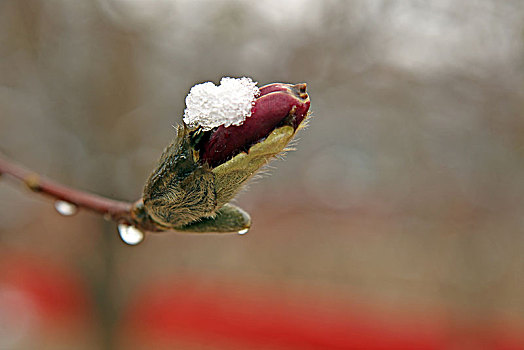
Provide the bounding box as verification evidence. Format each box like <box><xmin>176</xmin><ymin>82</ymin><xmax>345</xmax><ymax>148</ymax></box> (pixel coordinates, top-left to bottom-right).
<box><xmin>200</xmin><ymin>83</ymin><xmax>310</xmax><ymax>167</ymax></box>
<box><xmin>142</xmin><ymin>80</ymin><xmax>311</xmax><ymax>233</ymax></box>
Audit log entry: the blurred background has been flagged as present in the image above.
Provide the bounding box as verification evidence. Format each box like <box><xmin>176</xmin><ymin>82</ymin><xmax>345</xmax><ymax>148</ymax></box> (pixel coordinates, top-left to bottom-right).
<box><xmin>1</xmin><ymin>0</ymin><xmax>523</xmax><ymax>349</ymax></box>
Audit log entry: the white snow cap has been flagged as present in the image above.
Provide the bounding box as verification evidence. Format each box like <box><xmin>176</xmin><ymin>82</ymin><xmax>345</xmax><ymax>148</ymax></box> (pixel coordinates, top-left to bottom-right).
<box><xmin>183</xmin><ymin>77</ymin><xmax>260</xmax><ymax>131</ymax></box>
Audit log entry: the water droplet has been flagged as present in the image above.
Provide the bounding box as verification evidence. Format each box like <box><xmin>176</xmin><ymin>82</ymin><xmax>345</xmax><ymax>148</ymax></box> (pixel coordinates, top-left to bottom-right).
<box><xmin>54</xmin><ymin>201</ymin><xmax>78</xmax><ymax>216</ymax></box>
<box><xmin>117</xmin><ymin>224</ymin><xmax>145</xmax><ymax>245</ymax></box>
<box><xmin>237</xmin><ymin>228</ymin><xmax>249</xmax><ymax>235</ymax></box>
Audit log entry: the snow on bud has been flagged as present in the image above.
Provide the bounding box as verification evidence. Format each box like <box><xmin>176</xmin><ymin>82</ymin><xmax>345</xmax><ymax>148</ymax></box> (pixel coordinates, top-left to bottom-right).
<box><xmin>183</xmin><ymin>77</ymin><xmax>259</xmax><ymax>131</ymax></box>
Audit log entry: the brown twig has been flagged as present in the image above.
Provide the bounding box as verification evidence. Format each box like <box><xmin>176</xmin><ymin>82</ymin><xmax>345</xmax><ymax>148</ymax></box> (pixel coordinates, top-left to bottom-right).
<box><xmin>0</xmin><ymin>153</ymin><xmax>159</xmax><ymax>230</ymax></box>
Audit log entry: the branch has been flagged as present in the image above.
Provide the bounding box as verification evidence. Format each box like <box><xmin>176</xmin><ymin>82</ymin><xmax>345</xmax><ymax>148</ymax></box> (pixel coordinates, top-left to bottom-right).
<box><xmin>0</xmin><ymin>153</ymin><xmax>160</xmax><ymax>231</ymax></box>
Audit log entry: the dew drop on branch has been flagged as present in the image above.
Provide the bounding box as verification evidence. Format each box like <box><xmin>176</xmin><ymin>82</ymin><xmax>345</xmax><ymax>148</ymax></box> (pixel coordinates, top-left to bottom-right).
<box><xmin>117</xmin><ymin>224</ymin><xmax>145</xmax><ymax>245</ymax></box>
<box><xmin>237</xmin><ymin>228</ymin><xmax>249</xmax><ymax>235</ymax></box>
<box><xmin>54</xmin><ymin>200</ymin><xmax>78</xmax><ymax>216</ymax></box>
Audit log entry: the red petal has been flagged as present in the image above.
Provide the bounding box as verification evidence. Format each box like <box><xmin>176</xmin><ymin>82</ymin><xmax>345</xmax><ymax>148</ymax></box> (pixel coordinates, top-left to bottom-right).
<box><xmin>201</xmin><ymin>87</ymin><xmax>310</xmax><ymax>167</ymax></box>
<box><xmin>258</xmin><ymin>83</ymin><xmax>292</xmax><ymax>96</ymax></box>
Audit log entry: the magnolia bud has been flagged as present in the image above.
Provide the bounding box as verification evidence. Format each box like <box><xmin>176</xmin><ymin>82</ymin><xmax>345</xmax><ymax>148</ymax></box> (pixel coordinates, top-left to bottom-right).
<box><xmin>142</xmin><ymin>80</ymin><xmax>311</xmax><ymax>233</ymax></box>
<box><xmin>200</xmin><ymin>83</ymin><xmax>310</xmax><ymax>167</ymax></box>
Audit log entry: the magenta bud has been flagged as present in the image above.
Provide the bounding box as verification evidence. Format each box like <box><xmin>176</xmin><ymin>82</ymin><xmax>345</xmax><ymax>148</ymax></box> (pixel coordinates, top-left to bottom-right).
<box><xmin>200</xmin><ymin>83</ymin><xmax>310</xmax><ymax>167</ymax></box>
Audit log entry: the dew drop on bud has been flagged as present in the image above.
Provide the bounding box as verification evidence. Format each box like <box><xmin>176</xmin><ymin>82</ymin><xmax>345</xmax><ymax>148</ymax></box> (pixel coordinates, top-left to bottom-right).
<box><xmin>117</xmin><ymin>224</ymin><xmax>145</xmax><ymax>245</ymax></box>
<box><xmin>54</xmin><ymin>200</ymin><xmax>78</xmax><ymax>216</ymax></box>
<box><xmin>237</xmin><ymin>228</ymin><xmax>249</xmax><ymax>235</ymax></box>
